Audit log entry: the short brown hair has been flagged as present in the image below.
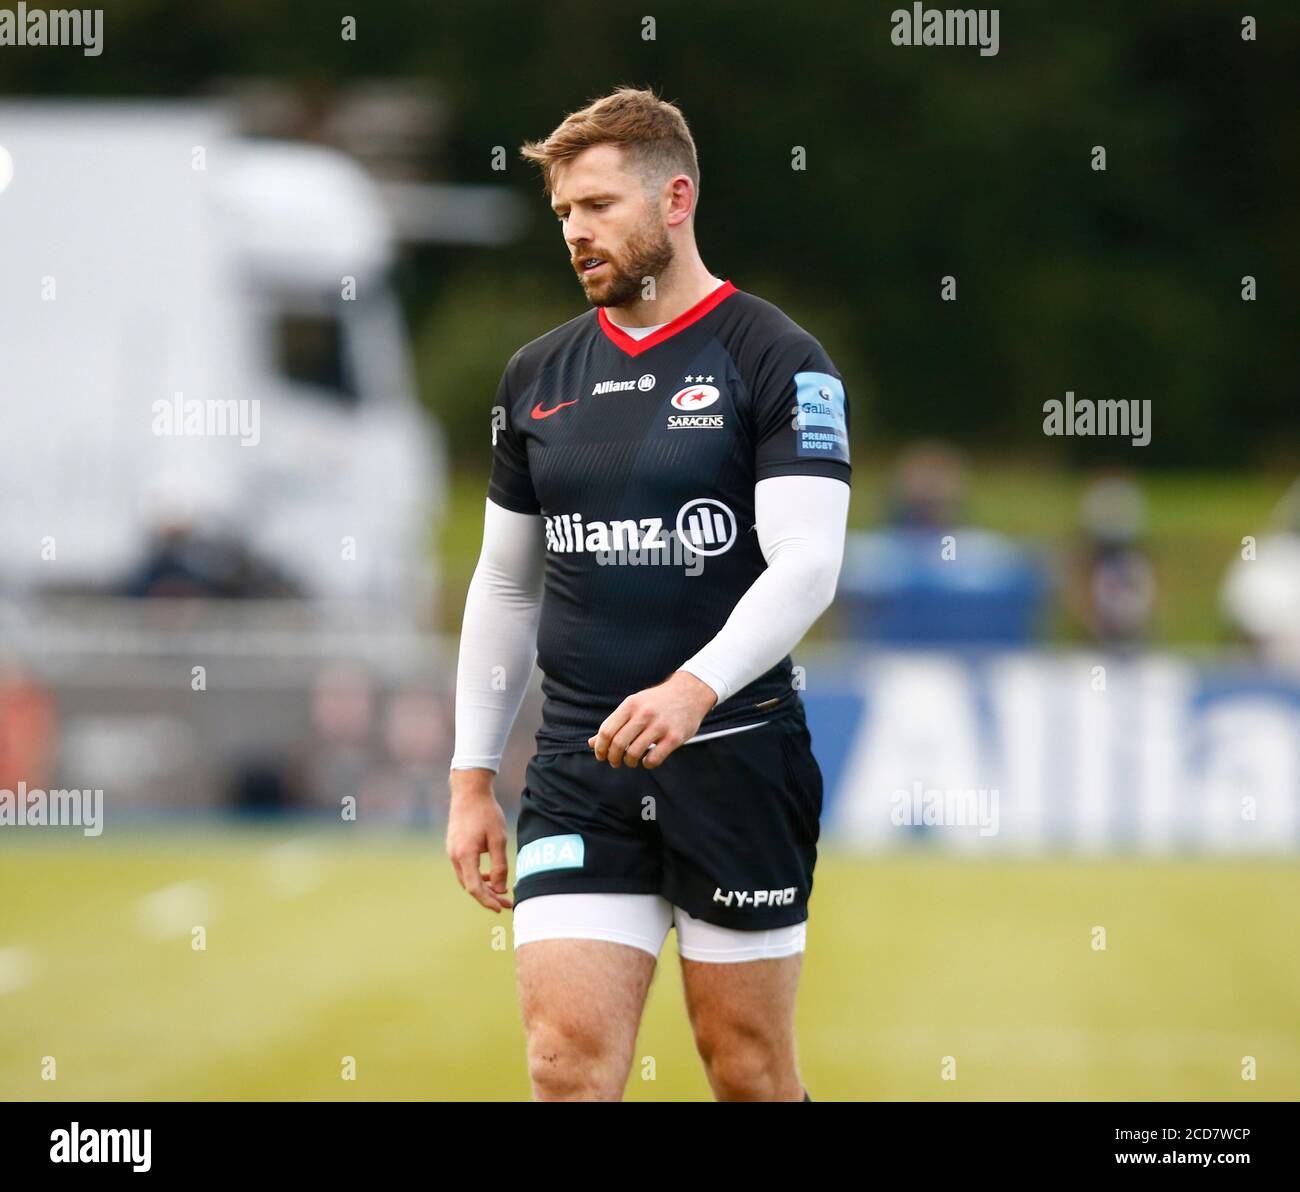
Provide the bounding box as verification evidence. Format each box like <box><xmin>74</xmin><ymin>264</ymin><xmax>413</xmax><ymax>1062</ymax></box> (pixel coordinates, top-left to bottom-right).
<box><xmin>520</xmin><ymin>87</ymin><xmax>700</xmax><ymax>198</ymax></box>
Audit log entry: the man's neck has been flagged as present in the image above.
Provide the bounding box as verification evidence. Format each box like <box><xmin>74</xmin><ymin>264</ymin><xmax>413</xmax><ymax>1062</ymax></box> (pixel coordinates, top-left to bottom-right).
<box><xmin>604</xmin><ymin>261</ymin><xmax>724</xmax><ymax>329</ymax></box>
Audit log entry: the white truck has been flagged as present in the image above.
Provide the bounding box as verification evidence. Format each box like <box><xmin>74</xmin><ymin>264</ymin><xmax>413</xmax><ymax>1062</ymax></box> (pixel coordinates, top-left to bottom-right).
<box><xmin>0</xmin><ymin>100</ymin><xmax>444</xmax><ymax>619</ymax></box>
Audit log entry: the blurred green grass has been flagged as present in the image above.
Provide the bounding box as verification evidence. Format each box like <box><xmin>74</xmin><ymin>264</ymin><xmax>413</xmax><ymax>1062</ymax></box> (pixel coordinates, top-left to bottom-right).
<box><xmin>2</xmin><ymin>833</ymin><xmax>1296</xmax><ymax>1101</ymax></box>
<box><xmin>436</xmin><ymin>462</ymin><xmax>1294</xmax><ymax>645</ymax></box>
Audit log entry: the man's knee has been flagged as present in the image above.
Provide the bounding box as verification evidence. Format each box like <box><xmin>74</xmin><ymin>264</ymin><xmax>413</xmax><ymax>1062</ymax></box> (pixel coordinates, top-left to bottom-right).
<box><xmin>693</xmin><ymin>1015</ymin><xmax>792</xmax><ymax>1101</ymax></box>
<box><xmin>524</xmin><ymin>1014</ymin><xmax>630</xmax><ymax>1101</ymax></box>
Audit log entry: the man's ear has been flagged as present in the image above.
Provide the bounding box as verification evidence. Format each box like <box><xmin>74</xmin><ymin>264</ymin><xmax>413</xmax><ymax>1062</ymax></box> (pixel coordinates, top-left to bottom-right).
<box><xmin>666</xmin><ymin>175</ymin><xmax>695</xmax><ymax>226</ymax></box>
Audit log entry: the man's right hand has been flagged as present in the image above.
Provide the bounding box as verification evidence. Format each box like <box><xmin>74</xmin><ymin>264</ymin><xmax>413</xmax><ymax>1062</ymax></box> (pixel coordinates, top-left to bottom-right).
<box><xmin>446</xmin><ymin>768</ymin><xmax>513</xmax><ymax>912</ymax></box>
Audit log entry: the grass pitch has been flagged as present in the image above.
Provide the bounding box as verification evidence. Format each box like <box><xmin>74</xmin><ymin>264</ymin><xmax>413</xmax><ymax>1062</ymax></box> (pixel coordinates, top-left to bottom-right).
<box><xmin>1</xmin><ymin>830</ymin><xmax>1296</xmax><ymax>1101</ymax></box>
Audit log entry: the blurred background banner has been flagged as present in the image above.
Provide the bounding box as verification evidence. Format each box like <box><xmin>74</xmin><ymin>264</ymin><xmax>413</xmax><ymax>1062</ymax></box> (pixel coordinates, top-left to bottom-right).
<box><xmin>1</xmin><ymin>1</ymin><xmax>1297</xmax><ymax>1101</ymax></box>
<box><xmin>801</xmin><ymin>651</ymin><xmax>1300</xmax><ymax>854</ymax></box>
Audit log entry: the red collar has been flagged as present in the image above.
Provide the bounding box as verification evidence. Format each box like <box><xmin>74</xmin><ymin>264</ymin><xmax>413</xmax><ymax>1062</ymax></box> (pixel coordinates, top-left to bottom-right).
<box><xmin>597</xmin><ymin>280</ymin><xmax>737</xmax><ymax>357</ymax></box>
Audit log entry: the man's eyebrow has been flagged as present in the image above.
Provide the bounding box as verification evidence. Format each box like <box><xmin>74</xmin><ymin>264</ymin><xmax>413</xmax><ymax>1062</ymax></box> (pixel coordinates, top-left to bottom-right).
<box><xmin>551</xmin><ymin>192</ymin><xmax>619</xmax><ymax>212</ymax></box>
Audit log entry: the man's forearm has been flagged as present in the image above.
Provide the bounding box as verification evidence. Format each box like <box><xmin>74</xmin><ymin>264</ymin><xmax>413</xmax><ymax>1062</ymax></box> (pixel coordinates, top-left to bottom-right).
<box><xmin>450</xmin><ymin>500</ymin><xmax>545</xmax><ymax>772</ymax></box>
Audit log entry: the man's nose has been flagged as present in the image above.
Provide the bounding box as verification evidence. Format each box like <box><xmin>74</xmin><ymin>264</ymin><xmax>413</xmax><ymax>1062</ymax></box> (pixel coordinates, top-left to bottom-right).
<box><xmin>564</xmin><ymin>216</ymin><xmax>591</xmax><ymax>250</ymax></box>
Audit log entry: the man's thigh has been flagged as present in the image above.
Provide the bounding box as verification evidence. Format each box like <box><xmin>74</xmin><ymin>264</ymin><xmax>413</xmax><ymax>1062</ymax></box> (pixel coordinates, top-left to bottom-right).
<box><xmin>514</xmin><ymin>893</ymin><xmax>673</xmax><ymax>1099</ymax></box>
<box><xmin>679</xmin><ymin>950</ymin><xmax>805</xmax><ymax>1100</ymax></box>
<box><xmin>679</xmin><ymin>950</ymin><xmax>803</xmax><ymax>1044</ymax></box>
<box><xmin>515</xmin><ymin>937</ymin><xmax>658</xmax><ymax>1098</ymax></box>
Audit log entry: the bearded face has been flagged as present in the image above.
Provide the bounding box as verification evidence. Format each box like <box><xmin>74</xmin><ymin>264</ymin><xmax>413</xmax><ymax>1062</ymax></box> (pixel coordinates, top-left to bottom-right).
<box><xmin>572</xmin><ymin>207</ymin><xmax>675</xmax><ymax>309</ymax></box>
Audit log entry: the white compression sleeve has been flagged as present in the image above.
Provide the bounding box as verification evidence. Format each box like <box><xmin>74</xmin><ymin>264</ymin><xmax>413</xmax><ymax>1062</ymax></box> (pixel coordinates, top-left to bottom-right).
<box><xmin>679</xmin><ymin>474</ymin><xmax>849</xmax><ymax>705</ymax></box>
<box><xmin>450</xmin><ymin>498</ymin><xmax>546</xmax><ymax>772</ymax></box>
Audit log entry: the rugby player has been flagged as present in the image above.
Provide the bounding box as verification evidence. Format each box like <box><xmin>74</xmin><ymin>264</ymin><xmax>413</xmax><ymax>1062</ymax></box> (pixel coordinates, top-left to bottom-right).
<box><xmin>447</xmin><ymin>87</ymin><xmax>851</xmax><ymax>1102</ymax></box>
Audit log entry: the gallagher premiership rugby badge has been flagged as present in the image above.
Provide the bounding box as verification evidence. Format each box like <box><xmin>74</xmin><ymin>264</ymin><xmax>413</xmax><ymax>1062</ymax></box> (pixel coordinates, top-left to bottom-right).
<box><xmin>793</xmin><ymin>372</ymin><xmax>849</xmax><ymax>462</ymax></box>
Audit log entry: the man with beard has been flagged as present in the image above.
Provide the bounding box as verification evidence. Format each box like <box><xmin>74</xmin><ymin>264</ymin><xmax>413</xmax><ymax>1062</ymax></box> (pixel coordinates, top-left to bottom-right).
<box><xmin>446</xmin><ymin>87</ymin><xmax>851</xmax><ymax>1101</ymax></box>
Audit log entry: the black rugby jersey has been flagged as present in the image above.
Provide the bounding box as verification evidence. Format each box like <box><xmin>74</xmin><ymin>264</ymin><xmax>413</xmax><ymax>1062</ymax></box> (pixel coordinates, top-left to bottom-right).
<box><xmin>487</xmin><ymin>281</ymin><xmax>851</xmax><ymax>752</ymax></box>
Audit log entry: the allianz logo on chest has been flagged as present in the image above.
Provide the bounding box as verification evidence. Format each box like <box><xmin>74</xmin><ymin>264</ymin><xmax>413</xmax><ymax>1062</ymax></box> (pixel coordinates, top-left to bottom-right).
<box><xmin>591</xmin><ymin>374</ymin><xmax>657</xmax><ymax>395</ymax></box>
<box><xmin>544</xmin><ymin>498</ymin><xmax>738</xmax><ymax>559</ymax></box>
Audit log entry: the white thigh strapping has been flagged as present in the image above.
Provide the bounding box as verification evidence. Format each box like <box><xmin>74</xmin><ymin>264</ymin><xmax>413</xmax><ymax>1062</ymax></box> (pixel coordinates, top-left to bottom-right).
<box><xmin>511</xmin><ymin>893</ymin><xmax>807</xmax><ymax>964</ymax></box>
<box><xmin>512</xmin><ymin>893</ymin><xmax>673</xmax><ymax>958</ymax></box>
<box><xmin>673</xmin><ymin>906</ymin><xmax>807</xmax><ymax>964</ymax></box>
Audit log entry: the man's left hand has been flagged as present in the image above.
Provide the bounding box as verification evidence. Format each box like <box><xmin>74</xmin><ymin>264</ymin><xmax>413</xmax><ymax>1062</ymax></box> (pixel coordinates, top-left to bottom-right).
<box><xmin>588</xmin><ymin>671</ymin><xmax>718</xmax><ymax>769</ymax></box>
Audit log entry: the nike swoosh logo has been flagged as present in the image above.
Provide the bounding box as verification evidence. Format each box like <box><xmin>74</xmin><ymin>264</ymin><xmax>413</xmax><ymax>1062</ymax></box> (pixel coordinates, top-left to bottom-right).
<box><xmin>531</xmin><ymin>400</ymin><xmax>578</xmax><ymax>420</ymax></box>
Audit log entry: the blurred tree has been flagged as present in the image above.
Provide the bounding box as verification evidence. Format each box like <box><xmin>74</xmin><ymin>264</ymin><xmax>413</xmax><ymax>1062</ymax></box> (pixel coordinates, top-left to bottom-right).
<box><xmin>1</xmin><ymin>0</ymin><xmax>1293</xmax><ymax>465</ymax></box>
